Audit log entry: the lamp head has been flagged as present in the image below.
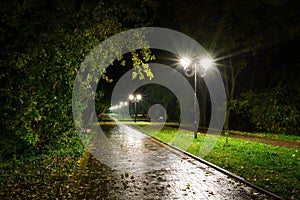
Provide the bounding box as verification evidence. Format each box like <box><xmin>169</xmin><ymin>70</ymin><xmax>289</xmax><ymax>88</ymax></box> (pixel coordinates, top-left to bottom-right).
<box><xmin>180</xmin><ymin>57</ymin><xmax>191</xmax><ymax>69</ymax></box>
<box><xmin>136</xmin><ymin>94</ymin><xmax>142</xmax><ymax>101</ymax></box>
<box><xmin>200</xmin><ymin>57</ymin><xmax>213</xmax><ymax>70</ymax></box>
<box><xmin>128</xmin><ymin>94</ymin><xmax>134</xmax><ymax>101</ymax></box>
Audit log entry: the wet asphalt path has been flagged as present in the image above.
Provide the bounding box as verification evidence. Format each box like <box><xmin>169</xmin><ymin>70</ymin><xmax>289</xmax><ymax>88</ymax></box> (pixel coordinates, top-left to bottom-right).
<box><xmin>71</xmin><ymin>117</ymin><xmax>274</xmax><ymax>200</ymax></box>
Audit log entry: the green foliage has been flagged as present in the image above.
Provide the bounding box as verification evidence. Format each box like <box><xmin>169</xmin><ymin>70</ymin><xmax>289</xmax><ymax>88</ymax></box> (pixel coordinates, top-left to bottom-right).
<box><xmin>0</xmin><ymin>0</ymin><xmax>158</xmax><ymax>151</ymax></box>
<box><xmin>233</xmin><ymin>82</ymin><xmax>300</xmax><ymax>135</ymax></box>
<box><xmin>141</xmin><ymin>84</ymin><xmax>179</xmax><ymax>121</ymax></box>
<box><xmin>95</xmin><ymin>91</ymin><xmax>107</xmax><ymax>115</ymax></box>
<box><xmin>131</xmin><ymin>48</ymin><xmax>155</xmax><ymax>80</ymax></box>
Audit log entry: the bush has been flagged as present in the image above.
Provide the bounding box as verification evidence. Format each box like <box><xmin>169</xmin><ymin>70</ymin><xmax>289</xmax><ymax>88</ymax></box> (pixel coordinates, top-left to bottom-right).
<box><xmin>233</xmin><ymin>84</ymin><xmax>300</xmax><ymax>135</ymax></box>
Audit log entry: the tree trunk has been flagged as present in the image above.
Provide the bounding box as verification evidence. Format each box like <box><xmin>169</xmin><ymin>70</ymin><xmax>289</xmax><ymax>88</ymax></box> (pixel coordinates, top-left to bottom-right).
<box><xmin>224</xmin><ymin>108</ymin><xmax>230</xmax><ymax>130</ymax></box>
<box><xmin>223</xmin><ymin>57</ymin><xmax>236</xmax><ymax>130</ymax></box>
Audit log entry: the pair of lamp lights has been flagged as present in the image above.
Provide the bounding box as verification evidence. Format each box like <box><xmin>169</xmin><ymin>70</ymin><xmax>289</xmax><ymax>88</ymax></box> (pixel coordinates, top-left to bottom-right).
<box><xmin>110</xmin><ymin>101</ymin><xmax>128</xmax><ymax>110</ymax></box>
<box><xmin>119</xmin><ymin>101</ymin><xmax>128</xmax><ymax>107</ymax></box>
<box><xmin>180</xmin><ymin>57</ymin><xmax>214</xmax><ymax>77</ymax></box>
<box><xmin>129</xmin><ymin>94</ymin><xmax>142</xmax><ymax>102</ymax></box>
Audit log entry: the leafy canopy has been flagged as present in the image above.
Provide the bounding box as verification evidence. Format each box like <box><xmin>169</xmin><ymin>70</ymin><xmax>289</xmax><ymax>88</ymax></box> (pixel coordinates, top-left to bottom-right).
<box><xmin>0</xmin><ymin>0</ymin><xmax>158</xmax><ymax>151</ymax></box>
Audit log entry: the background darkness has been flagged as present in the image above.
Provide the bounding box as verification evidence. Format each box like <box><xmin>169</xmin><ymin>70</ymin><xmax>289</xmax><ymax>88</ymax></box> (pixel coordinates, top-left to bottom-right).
<box><xmin>106</xmin><ymin>0</ymin><xmax>299</xmax><ymax>132</ymax></box>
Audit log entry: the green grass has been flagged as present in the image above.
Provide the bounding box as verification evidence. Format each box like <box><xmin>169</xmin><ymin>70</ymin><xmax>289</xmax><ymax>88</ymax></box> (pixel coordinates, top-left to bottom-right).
<box><xmin>111</xmin><ymin>114</ymin><xmax>300</xmax><ymax>141</ymax></box>
<box><xmin>135</xmin><ymin>124</ymin><xmax>299</xmax><ymax>200</ymax></box>
<box><xmin>110</xmin><ymin>113</ymin><xmax>133</xmax><ymax>121</ymax></box>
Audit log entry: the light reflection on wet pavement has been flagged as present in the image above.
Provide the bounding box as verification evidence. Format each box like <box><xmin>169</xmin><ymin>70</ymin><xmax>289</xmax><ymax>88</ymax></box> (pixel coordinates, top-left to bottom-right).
<box><xmin>71</xmin><ymin>121</ymin><xmax>274</xmax><ymax>200</ymax></box>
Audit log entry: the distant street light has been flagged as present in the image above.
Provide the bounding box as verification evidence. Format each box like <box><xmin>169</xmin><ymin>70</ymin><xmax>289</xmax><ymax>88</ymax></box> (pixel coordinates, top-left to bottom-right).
<box><xmin>180</xmin><ymin>56</ymin><xmax>213</xmax><ymax>139</ymax></box>
<box><xmin>118</xmin><ymin>101</ymin><xmax>128</xmax><ymax>118</ymax></box>
<box><xmin>129</xmin><ymin>94</ymin><xmax>142</xmax><ymax>123</ymax></box>
<box><xmin>110</xmin><ymin>101</ymin><xmax>129</xmax><ymax>119</ymax></box>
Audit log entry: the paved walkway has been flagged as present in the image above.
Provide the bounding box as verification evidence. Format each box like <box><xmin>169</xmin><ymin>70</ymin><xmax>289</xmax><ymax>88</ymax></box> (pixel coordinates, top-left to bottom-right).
<box><xmin>70</xmin><ymin>117</ymin><xmax>275</xmax><ymax>200</ymax></box>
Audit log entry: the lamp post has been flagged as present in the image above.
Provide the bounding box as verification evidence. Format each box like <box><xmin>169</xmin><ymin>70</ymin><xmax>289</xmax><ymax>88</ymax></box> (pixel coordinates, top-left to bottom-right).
<box><xmin>129</xmin><ymin>94</ymin><xmax>142</xmax><ymax>123</ymax></box>
<box><xmin>180</xmin><ymin>56</ymin><xmax>213</xmax><ymax>139</ymax></box>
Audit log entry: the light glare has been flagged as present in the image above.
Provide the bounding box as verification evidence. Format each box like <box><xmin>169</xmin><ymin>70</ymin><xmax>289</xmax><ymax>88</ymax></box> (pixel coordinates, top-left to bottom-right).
<box><xmin>200</xmin><ymin>58</ymin><xmax>213</xmax><ymax>70</ymax></box>
<box><xmin>136</xmin><ymin>94</ymin><xmax>142</xmax><ymax>101</ymax></box>
<box><xmin>129</xmin><ymin>94</ymin><xmax>142</xmax><ymax>101</ymax></box>
<box><xmin>128</xmin><ymin>94</ymin><xmax>134</xmax><ymax>101</ymax></box>
<box><xmin>180</xmin><ymin>57</ymin><xmax>191</xmax><ymax>69</ymax></box>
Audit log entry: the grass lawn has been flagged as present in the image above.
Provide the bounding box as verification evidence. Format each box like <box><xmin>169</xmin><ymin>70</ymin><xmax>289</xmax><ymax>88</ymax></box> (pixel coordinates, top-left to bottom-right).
<box><xmin>131</xmin><ymin>123</ymin><xmax>300</xmax><ymax>200</ymax></box>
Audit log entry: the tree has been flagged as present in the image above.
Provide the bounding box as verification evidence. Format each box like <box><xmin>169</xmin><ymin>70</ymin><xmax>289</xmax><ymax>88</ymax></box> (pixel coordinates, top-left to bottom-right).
<box><xmin>158</xmin><ymin>0</ymin><xmax>299</xmax><ymax>130</ymax></box>
<box><xmin>142</xmin><ymin>84</ymin><xmax>178</xmax><ymax>120</ymax></box>
<box><xmin>232</xmin><ymin>58</ymin><xmax>300</xmax><ymax>135</ymax></box>
<box><xmin>0</xmin><ymin>0</ymin><xmax>158</xmax><ymax>151</ymax></box>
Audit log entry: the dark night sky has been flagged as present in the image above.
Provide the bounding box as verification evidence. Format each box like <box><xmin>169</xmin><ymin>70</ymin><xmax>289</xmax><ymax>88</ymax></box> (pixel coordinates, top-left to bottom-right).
<box><xmin>100</xmin><ymin>0</ymin><xmax>300</xmax><ymax>102</ymax></box>
<box><xmin>153</xmin><ymin>0</ymin><xmax>300</xmax><ymax>92</ymax></box>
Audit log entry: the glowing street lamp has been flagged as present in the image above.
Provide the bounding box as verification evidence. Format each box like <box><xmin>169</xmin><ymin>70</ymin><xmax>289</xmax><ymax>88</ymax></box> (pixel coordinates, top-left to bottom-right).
<box><xmin>200</xmin><ymin>58</ymin><xmax>213</xmax><ymax>70</ymax></box>
<box><xmin>180</xmin><ymin>57</ymin><xmax>191</xmax><ymax>69</ymax></box>
<box><xmin>128</xmin><ymin>94</ymin><xmax>142</xmax><ymax>123</ymax></box>
<box><xmin>180</xmin><ymin>56</ymin><xmax>213</xmax><ymax>139</ymax></box>
<box><xmin>118</xmin><ymin>101</ymin><xmax>128</xmax><ymax>118</ymax></box>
